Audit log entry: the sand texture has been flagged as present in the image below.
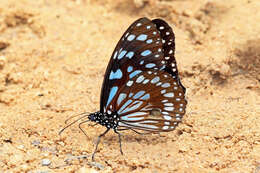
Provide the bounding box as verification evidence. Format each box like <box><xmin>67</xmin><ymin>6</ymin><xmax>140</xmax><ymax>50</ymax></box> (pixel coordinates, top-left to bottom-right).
<box><xmin>0</xmin><ymin>0</ymin><xmax>259</xmax><ymax>172</ymax></box>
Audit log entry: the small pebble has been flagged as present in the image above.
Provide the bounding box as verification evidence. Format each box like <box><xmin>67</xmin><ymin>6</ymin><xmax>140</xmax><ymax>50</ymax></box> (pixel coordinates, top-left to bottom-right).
<box><xmin>41</xmin><ymin>159</ymin><xmax>51</xmax><ymax>166</ymax></box>
<box><xmin>31</xmin><ymin>140</ymin><xmax>41</xmax><ymax>146</ymax></box>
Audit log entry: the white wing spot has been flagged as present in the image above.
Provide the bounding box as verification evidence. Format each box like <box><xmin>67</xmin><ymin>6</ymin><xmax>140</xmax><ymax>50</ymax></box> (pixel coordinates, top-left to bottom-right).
<box><xmin>161</xmin><ymin>89</ymin><xmax>166</xmax><ymax>94</ymax></box>
<box><xmin>151</xmin><ymin>76</ymin><xmax>160</xmax><ymax>84</ymax></box>
<box><xmin>159</xmin><ymin>26</ymin><xmax>164</xmax><ymax>30</ymax></box>
<box><xmin>161</xmin><ymin>83</ymin><xmax>170</xmax><ymax>88</ymax></box>
<box><xmin>136</xmin><ymin>75</ymin><xmax>145</xmax><ymax>83</ymax></box>
<box><xmin>164</xmin><ymin>107</ymin><xmax>174</xmax><ymax>111</ymax></box>
<box><xmin>113</xmin><ymin>51</ymin><xmax>118</xmax><ymax>59</ymax></box>
<box><xmin>162</xmin><ymin>126</ymin><xmax>169</xmax><ymax>130</ymax></box>
<box><xmin>126</xmin><ymin>80</ymin><xmax>133</xmax><ymax>87</ymax></box>
<box><xmin>164</xmin><ymin>93</ymin><xmax>174</xmax><ymax>98</ymax></box>
<box><xmin>136</xmin><ymin>23</ymin><xmax>142</xmax><ymax>27</ymax></box>
<box><xmin>142</xmin><ymin>79</ymin><xmax>149</xmax><ymax>84</ymax></box>
<box><xmin>164</xmin><ymin>103</ymin><xmax>173</xmax><ymax>106</ymax></box>
<box><xmin>163</xmin><ymin>115</ymin><xmax>172</xmax><ymax>120</ymax></box>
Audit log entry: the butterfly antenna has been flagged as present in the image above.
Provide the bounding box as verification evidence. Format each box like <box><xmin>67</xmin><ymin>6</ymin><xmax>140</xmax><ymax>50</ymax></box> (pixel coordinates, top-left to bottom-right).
<box><xmin>59</xmin><ymin>112</ymin><xmax>89</xmax><ymax>135</ymax></box>
<box><xmin>65</xmin><ymin>111</ymin><xmax>90</xmax><ymax>124</ymax></box>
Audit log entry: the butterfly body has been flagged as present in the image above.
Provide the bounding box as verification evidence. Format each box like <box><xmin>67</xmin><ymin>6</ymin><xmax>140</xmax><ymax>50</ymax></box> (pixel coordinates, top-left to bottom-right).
<box><xmin>88</xmin><ymin>112</ymin><xmax>119</xmax><ymax>129</ymax></box>
<box><xmin>61</xmin><ymin>17</ymin><xmax>187</xmax><ymax>161</ymax></box>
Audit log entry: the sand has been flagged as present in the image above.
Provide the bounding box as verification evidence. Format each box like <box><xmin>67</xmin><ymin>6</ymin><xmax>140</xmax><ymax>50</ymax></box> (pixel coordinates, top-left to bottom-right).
<box><xmin>0</xmin><ymin>0</ymin><xmax>259</xmax><ymax>172</ymax></box>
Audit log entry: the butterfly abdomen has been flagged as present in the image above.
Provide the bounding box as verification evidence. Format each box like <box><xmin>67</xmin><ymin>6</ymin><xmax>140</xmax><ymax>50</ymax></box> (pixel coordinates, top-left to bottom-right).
<box><xmin>88</xmin><ymin>112</ymin><xmax>119</xmax><ymax>129</ymax></box>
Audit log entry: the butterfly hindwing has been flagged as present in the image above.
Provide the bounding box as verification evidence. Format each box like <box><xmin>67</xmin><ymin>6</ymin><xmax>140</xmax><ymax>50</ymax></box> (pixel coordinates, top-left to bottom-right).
<box><xmin>112</xmin><ymin>70</ymin><xmax>186</xmax><ymax>132</ymax></box>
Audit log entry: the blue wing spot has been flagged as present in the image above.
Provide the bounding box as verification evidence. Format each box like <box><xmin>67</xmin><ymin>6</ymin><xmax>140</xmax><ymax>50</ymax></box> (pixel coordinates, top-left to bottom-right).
<box><xmin>121</xmin><ymin>112</ymin><xmax>146</xmax><ymax>121</ymax></box>
<box><xmin>141</xmin><ymin>50</ymin><xmax>151</xmax><ymax>56</ymax></box>
<box><xmin>151</xmin><ymin>76</ymin><xmax>160</xmax><ymax>84</ymax></box>
<box><xmin>136</xmin><ymin>34</ymin><xmax>147</xmax><ymax>41</ymax></box>
<box><xmin>109</xmin><ymin>69</ymin><xmax>123</xmax><ymax>80</ymax></box>
<box><xmin>139</xmin><ymin>60</ymin><xmax>144</xmax><ymax>65</ymax></box>
<box><xmin>133</xmin><ymin>91</ymin><xmax>145</xmax><ymax>99</ymax></box>
<box><xmin>117</xmin><ymin>93</ymin><xmax>127</xmax><ymax>106</ymax></box>
<box><xmin>161</xmin><ymin>89</ymin><xmax>166</xmax><ymax>94</ymax></box>
<box><xmin>118</xmin><ymin>50</ymin><xmax>127</xmax><ymax>60</ymax></box>
<box><xmin>140</xmin><ymin>93</ymin><xmax>150</xmax><ymax>100</ymax></box>
<box><xmin>129</xmin><ymin>93</ymin><xmax>133</xmax><ymax>98</ymax></box>
<box><xmin>142</xmin><ymin>79</ymin><xmax>149</xmax><ymax>84</ymax></box>
<box><xmin>106</xmin><ymin>86</ymin><xmax>118</xmax><ymax>107</ymax></box>
<box><xmin>126</xmin><ymin>51</ymin><xmax>134</xmax><ymax>59</ymax></box>
<box><xmin>146</xmin><ymin>39</ymin><xmax>153</xmax><ymax>44</ymax></box>
<box><xmin>127</xmin><ymin>34</ymin><xmax>135</xmax><ymax>41</ymax></box>
<box><xmin>146</xmin><ymin>25</ymin><xmax>151</xmax><ymax>29</ymax></box>
<box><xmin>145</xmin><ymin>63</ymin><xmax>156</xmax><ymax>68</ymax></box>
<box><xmin>119</xmin><ymin>101</ymin><xmax>143</xmax><ymax>114</ymax></box>
<box><xmin>118</xmin><ymin>99</ymin><xmax>133</xmax><ymax>114</ymax></box>
<box><xmin>161</xmin><ymin>83</ymin><xmax>170</xmax><ymax>88</ymax></box>
<box><xmin>127</xmin><ymin>66</ymin><xmax>133</xmax><ymax>72</ymax></box>
<box><xmin>136</xmin><ymin>75</ymin><xmax>145</xmax><ymax>83</ymax></box>
<box><xmin>129</xmin><ymin>70</ymin><xmax>142</xmax><ymax>78</ymax></box>
<box><xmin>164</xmin><ymin>93</ymin><xmax>174</xmax><ymax>98</ymax></box>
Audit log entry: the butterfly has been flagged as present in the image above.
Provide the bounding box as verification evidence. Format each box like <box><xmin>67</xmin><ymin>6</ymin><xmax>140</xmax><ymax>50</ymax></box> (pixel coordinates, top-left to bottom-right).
<box><xmin>60</xmin><ymin>17</ymin><xmax>187</xmax><ymax>161</ymax></box>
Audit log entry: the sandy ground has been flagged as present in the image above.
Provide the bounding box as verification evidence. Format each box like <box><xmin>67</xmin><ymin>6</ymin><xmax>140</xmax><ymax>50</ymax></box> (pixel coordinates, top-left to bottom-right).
<box><xmin>0</xmin><ymin>0</ymin><xmax>259</xmax><ymax>172</ymax></box>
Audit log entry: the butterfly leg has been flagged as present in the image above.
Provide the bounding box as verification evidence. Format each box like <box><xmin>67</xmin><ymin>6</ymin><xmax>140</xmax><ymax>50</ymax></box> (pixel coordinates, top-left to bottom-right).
<box><xmin>78</xmin><ymin>120</ymin><xmax>91</xmax><ymax>137</ymax></box>
<box><xmin>92</xmin><ymin>128</ymin><xmax>110</xmax><ymax>161</ymax></box>
<box><xmin>114</xmin><ymin>130</ymin><xmax>123</xmax><ymax>155</ymax></box>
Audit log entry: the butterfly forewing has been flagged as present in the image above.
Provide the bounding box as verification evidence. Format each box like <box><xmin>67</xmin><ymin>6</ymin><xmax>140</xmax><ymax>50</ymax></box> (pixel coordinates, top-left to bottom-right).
<box><xmin>101</xmin><ymin>18</ymin><xmax>167</xmax><ymax>112</ymax></box>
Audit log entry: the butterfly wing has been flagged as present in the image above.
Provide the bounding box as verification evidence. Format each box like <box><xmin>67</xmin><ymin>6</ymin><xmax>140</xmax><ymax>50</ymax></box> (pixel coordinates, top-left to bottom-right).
<box><xmin>100</xmin><ymin>17</ymin><xmax>187</xmax><ymax>132</ymax></box>
<box><xmin>115</xmin><ymin>69</ymin><xmax>187</xmax><ymax>132</ymax></box>
<box><xmin>100</xmin><ymin>17</ymin><xmax>167</xmax><ymax>112</ymax></box>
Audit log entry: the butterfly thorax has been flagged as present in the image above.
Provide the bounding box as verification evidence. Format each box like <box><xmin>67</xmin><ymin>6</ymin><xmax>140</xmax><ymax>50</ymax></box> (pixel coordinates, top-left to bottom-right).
<box><xmin>88</xmin><ymin>111</ymin><xmax>119</xmax><ymax>129</ymax></box>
